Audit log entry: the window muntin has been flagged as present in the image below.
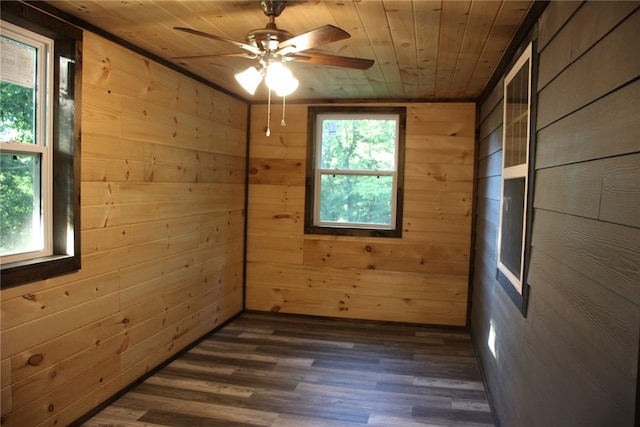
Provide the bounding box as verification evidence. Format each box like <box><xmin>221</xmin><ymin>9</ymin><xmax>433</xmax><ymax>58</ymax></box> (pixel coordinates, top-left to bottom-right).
<box><xmin>497</xmin><ymin>43</ymin><xmax>532</xmax><ymax>294</ymax></box>
<box><xmin>1</xmin><ymin>22</ymin><xmax>53</xmax><ymax>263</ymax></box>
<box><xmin>305</xmin><ymin>107</ymin><xmax>405</xmax><ymax>237</ymax></box>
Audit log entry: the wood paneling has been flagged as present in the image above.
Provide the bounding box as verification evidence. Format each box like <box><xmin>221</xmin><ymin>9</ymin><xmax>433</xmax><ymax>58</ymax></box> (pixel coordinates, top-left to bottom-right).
<box><xmin>532</xmin><ymin>210</ymin><xmax>640</xmax><ymax>306</ymax></box>
<box><xmin>600</xmin><ymin>153</ymin><xmax>640</xmax><ymax>228</ymax></box>
<box><xmin>536</xmin><ymin>79</ymin><xmax>640</xmax><ymax>169</ymax></box>
<box><xmin>0</xmin><ymin>31</ymin><xmax>247</xmax><ymax>426</ymax></box>
<box><xmin>535</xmin><ymin>152</ymin><xmax>640</xmax><ymax>229</ymax></box>
<box><xmin>302</xmin><ymin>239</ymin><xmax>469</xmax><ymax>276</ymax></box>
<box><xmin>533</xmin><ymin>160</ymin><xmax>604</xmax><ymax>218</ymax></box>
<box><xmin>246</xmin><ymin>103</ymin><xmax>475</xmax><ymax>326</ymax></box>
<box><xmin>536</xmin><ymin>9</ymin><xmax>640</xmax><ymax>129</ymax></box>
<box><xmin>536</xmin><ymin>1</ymin><xmax>581</xmax><ymax>51</ymax></box>
<box><xmin>471</xmin><ymin>4</ymin><xmax>640</xmax><ymax>427</ymax></box>
<box><xmin>537</xmin><ymin>2</ymin><xmax>638</xmax><ymax>90</ymax></box>
<box><xmin>45</xmin><ymin>0</ymin><xmax>533</xmax><ymax>101</ymax></box>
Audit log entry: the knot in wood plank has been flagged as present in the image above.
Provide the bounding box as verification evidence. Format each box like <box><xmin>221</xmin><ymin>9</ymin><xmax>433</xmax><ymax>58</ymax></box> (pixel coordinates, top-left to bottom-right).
<box><xmin>27</xmin><ymin>354</ymin><xmax>44</xmax><ymax>366</ymax></box>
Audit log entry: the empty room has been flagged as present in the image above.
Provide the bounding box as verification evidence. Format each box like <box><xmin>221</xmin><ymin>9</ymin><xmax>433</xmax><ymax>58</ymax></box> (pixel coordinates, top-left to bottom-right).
<box><xmin>0</xmin><ymin>1</ymin><xmax>638</xmax><ymax>426</ymax></box>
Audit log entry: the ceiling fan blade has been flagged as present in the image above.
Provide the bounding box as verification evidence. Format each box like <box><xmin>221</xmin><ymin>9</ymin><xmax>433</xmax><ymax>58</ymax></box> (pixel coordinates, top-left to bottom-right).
<box><xmin>174</xmin><ymin>27</ymin><xmax>261</xmax><ymax>55</ymax></box>
<box><xmin>290</xmin><ymin>52</ymin><xmax>374</xmax><ymax>70</ymax></box>
<box><xmin>173</xmin><ymin>53</ymin><xmax>257</xmax><ymax>60</ymax></box>
<box><xmin>277</xmin><ymin>25</ymin><xmax>350</xmax><ymax>55</ymax></box>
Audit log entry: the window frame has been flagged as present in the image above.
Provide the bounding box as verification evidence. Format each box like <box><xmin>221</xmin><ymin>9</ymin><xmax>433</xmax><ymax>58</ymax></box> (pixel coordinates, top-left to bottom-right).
<box><xmin>304</xmin><ymin>106</ymin><xmax>406</xmax><ymax>238</ymax></box>
<box><xmin>496</xmin><ymin>41</ymin><xmax>536</xmax><ymax>316</ymax></box>
<box><xmin>1</xmin><ymin>21</ymin><xmax>54</xmax><ymax>263</ymax></box>
<box><xmin>0</xmin><ymin>2</ymin><xmax>82</xmax><ymax>288</ymax></box>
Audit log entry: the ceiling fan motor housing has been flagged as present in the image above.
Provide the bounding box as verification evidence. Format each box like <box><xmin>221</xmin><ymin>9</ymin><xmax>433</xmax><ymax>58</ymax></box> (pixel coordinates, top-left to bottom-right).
<box><xmin>246</xmin><ymin>26</ymin><xmax>293</xmax><ymax>52</ymax></box>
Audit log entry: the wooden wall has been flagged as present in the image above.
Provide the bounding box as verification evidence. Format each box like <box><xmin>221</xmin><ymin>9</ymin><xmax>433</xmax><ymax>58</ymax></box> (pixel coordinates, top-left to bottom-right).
<box><xmin>0</xmin><ymin>32</ymin><xmax>247</xmax><ymax>426</ymax></box>
<box><xmin>471</xmin><ymin>2</ymin><xmax>640</xmax><ymax>426</ymax></box>
<box><xmin>246</xmin><ymin>102</ymin><xmax>475</xmax><ymax>326</ymax></box>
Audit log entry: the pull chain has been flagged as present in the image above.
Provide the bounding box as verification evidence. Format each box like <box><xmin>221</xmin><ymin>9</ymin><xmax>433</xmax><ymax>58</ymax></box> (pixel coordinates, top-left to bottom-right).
<box><xmin>266</xmin><ymin>88</ymin><xmax>272</xmax><ymax>137</ymax></box>
<box><xmin>281</xmin><ymin>95</ymin><xmax>287</xmax><ymax>126</ymax></box>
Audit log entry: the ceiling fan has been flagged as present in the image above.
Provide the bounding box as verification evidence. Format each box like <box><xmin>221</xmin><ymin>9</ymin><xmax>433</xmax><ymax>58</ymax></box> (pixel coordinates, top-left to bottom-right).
<box><xmin>174</xmin><ymin>0</ymin><xmax>375</xmax><ymax>96</ymax></box>
<box><xmin>174</xmin><ymin>0</ymin><xmax>374</xmax><ymax>136</ymax></box>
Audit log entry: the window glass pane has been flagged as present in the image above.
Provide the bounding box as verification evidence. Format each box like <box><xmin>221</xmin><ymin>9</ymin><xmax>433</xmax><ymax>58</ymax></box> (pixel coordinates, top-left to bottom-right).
<box><xmin>0</xmin><ymin>152</ymin><xmax>43</xmax><ymax>256</ymax></box>
<box><xmin>504</xmin><ymin>59</ymin><xmax>529</xmax><ymax>168</ymax></box>
<box><xmin>0</xmin><ymin>36</ymin><xmax>37</xmax><ymax>145</ymax></box>
<box><xmin>319</xmin><ymin>174</ymin><xmax>393</xmax><ymax>225</ymax></box>
<box><xmin>499</xmin><ymin>177</ymin><xmax>525</xmax><ymax>279</ymax></box>
<box><xmin>320</xmin><ymin>118</ymin><xmax>396</xmax><ymax>171</ymax></box>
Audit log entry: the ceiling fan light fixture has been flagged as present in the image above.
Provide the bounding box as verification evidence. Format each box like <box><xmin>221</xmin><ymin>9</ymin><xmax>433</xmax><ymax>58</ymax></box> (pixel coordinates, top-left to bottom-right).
<box><xmin>235</xmin><ymin>66</ymin><xmax>264</xmax><ymax>95</ymax></box>
<box><xmin>265</xmin><ymin>61</ymin><xmax>298</xmax><ymax>96</ymax></box>
<box><xmin>276</xmin><ymin>76</ymin><xmax>298</xmax><ymax>97</ymax></box>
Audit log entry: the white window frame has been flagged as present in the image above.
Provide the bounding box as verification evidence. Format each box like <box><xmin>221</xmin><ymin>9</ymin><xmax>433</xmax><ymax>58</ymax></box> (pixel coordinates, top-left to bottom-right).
<box><xmin>313</xmin><ymin>112</ymin><xmax>400</xmax><ymax>230</ymax></box>
<box><xmin>0</xmin><ymin>21</ymin><xmax>54</xmax><ymax>264</ymax></box>
<box><xmin>497</xmin><ymin>43</ymin><xmax>533</xmax><ymax>295</ymax></box>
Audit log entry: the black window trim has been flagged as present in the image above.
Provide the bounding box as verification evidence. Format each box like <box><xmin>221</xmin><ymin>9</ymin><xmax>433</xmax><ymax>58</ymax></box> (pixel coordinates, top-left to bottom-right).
<box><xmin>304</xmin><ymin>106</ymin><xmax>406</xmax><ymax>238</ymax></box>
<box><xmin>1</xmin><ymin>1</ymin><xmax>82</xmax><ymax>288</ymax></box>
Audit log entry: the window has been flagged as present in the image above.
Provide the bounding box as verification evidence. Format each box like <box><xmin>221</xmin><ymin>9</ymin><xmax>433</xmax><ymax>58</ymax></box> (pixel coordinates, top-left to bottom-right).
<box><xmin>1</xmin><ymin>21</ymin><xmax>53</xmax><ymax>263</ymax></box>
<box><xmin>0</xmin><ymin>2</ymin><xmax>82</xmax><ymax>288</ymax></box>
<box><xmin>305</xmin><ymin>107</ymin><xmax>405</xmax><ymax>238</ymax></box>
<box><xmin>496</xmin><ymin>42</ymin><xmax>535</xmax><ymax>313</ymax></box>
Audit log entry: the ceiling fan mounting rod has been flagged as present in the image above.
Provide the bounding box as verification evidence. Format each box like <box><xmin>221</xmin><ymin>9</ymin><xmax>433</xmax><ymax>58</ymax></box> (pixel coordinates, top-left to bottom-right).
<box><xmin>261</xmin><ymin>1</ymin><xmax>286</xmax><ymax>19</ymax></box>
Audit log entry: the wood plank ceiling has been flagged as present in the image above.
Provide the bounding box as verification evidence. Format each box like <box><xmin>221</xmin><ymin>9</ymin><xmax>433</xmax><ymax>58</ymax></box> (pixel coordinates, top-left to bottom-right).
<box><xmin>44</xmin><ymin>0</ymin><xmax>534</xmax><ymax>102</ymax></box>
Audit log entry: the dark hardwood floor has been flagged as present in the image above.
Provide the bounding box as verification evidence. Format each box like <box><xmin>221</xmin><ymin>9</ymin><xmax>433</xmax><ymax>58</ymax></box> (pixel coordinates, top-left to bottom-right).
<box><xmin>82</xmin><ymin>312</ymin><xmax>495</xmax><ymax>426</ymax></box>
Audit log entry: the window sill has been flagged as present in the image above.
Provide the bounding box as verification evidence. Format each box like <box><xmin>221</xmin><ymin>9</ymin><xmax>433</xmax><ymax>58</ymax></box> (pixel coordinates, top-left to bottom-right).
<box><xmin>1</xmin><ymin>254</ymin><xmax>81</xmax><ymax>288</ymax></box>
<box><xmin>305</xmin><ymin>225</ymin><xmax>402</xmax><ymax>238</ymax></box>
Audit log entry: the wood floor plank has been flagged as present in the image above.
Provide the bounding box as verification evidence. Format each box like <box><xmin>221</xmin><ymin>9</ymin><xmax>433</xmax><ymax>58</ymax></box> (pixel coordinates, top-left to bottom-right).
<box><xmin>144</xmin><ymin>374</ymin><xmax>254</xmax><ymax>397</ymax></box>
<box><xmin>81</xmin><ymin>312</ymin><xmax>494</xmax><ymax>426</ymax></box>
<box><xmin>412</xmin><ymin>404</ymin><xmax>495</xmax><ymax>425</ymax></box>
<box><xmin>272</xmin><ymin>413</ymin><xmax>366</xmax><ymax>427</ymax></box>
